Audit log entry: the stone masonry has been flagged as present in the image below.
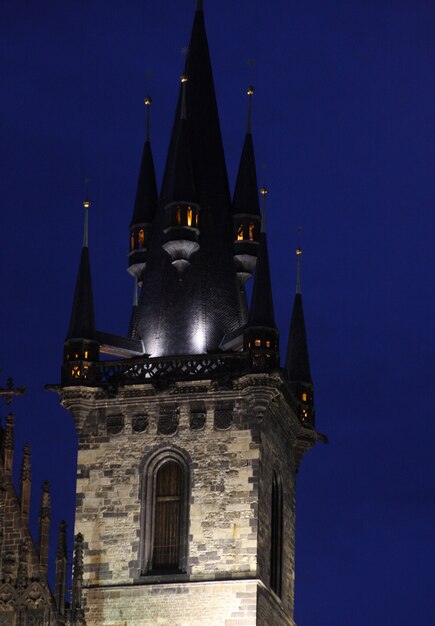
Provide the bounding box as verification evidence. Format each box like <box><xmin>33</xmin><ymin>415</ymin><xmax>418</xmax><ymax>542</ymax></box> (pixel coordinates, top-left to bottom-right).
<box><xmin>60</xmin><ymin>371</ymin><xmax>316</xmax><ymax>625</ymax></box>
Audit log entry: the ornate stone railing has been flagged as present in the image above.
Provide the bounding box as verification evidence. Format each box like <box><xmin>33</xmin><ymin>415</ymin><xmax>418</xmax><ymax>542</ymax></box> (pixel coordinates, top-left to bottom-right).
<box><xmin>96</xmin><ymin>352</ymin><xmax>252</xmax><ymax>386</ymax></box>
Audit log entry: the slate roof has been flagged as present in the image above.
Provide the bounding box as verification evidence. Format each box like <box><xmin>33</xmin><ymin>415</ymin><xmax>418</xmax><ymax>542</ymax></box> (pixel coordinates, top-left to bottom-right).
<box><xmin>66</xmin><ymin>246</ymin><xmax>96</xmax><ymax>341</ymax></box>
<box><xmin>248</xmin><ymin>230</ymin><xmax>276</xmax><ymax>330</ymax></box>
<box><xmin>286</xmin><ymin>293</ymin><xmax>312</xmax><ymax>384</ymax></box>
<box><xmin>232</xmin><ymin>132</ymin><xmax>260</xmax><ymax>217</ymax></box>
<box><xmin>130</xmin><ymin>138</ymin><xmax>158</xmax><ymax>226</ymax></box>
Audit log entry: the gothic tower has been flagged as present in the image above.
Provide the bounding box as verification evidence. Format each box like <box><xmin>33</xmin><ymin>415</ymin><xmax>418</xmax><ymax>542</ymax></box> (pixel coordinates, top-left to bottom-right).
<box><xmin>57</xmin><ymin>3</ymin><xmax>325</xmax><ymax>625</ymax></box>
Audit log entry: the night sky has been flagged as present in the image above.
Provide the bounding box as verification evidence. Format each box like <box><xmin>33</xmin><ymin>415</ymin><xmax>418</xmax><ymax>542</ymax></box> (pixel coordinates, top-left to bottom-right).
<box><xmin>1</xmin><ymin>1</ymin><xmax>434</xmax><ymax>624</ymax></box>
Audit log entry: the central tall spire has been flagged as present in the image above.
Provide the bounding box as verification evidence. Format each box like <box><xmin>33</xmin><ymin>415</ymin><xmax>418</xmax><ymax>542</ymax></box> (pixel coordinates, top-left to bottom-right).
<box><xmin>131</xmin><ymin>2</ymin><xmax>241</xmax><ymax>355</ymax></box>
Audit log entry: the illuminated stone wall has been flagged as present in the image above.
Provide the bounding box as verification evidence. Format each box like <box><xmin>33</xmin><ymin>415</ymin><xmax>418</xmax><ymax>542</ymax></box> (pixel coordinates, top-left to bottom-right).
<box><xmin>63</xmin><ymin>372</ymin><xmax>299</xmax><ymax>625</ymax></box>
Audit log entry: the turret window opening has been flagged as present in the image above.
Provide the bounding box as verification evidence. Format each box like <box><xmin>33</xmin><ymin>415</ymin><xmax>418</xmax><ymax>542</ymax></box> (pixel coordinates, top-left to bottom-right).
<box><xmin>176</xmin><ymin>207</ymin><xmax>181</xmax><ymax>225</ymax></box>
<box><xmin>138</xmin><ymin>229</ymin><xmax>145</xmax><ymax>248</ymax></box>
<box><xmin>141</xmin><ymin>448</ymin><xmax>190</xmax><ymax>576</ymax></box>
<box><xmin>302</xmin><ymin>392</ymin><xmax>307</xmax><ymax>402</ymax></box>
<box><xmin>84</xmin><ymin>351</ymin><xmax>89</xmax><ymax>359</ymax></box>
<box><xmin>270</xmin><ymin>470</ymin><xmax>283</xmax><ymax>597</ymax></box>
<box><xmin>130</xmin><ymin>232</ymin><xmax>135</xmax><ymax>251</ymax></box>
<box><xmin>187</xmin><ymin>206</ymin><xmax>193</xmax><ymax>226</ymax></box>
<box><xmin>265</xmin><ymin>340</ymin><xmax>271</xmax><ymax>348</ymax></box>
<box><xmin>249</xmin><ymin>222</ymin><xmax>255</xmax><ymax>241</ymax></box>
<box><xmin>255</xmin><ymin>339</ymin><xmax>261</xmax><ymax>347</ymax></box>
<box><xmin>237</xmin><ymin>224</ymin><xmax>244</xmax><ymax>241</ymax></box>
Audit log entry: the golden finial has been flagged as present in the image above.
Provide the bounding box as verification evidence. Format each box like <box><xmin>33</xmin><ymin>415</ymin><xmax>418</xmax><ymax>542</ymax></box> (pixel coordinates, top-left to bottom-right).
<box><xmin>260</xmin><ymin>187</ymin><xmax>268</xmax><ymax>232</ymax></box>
<box><xmin>180</xmin><ymin>76</ymin><xmax>188</xmax><ymax>120</ymax></box>
<box><xmin>296</xmin><ymin>227</ymin><xmax>303</xmax><ymax>293</ymax></box>
<box><xmin>83</xmin><ymin>180</ymin><xmax>90</xmax><ymax>248</ymax></box>
<box><xmin>246</xmin><ymin>85</ymin><xmax>254</xmax><ymax>133</ymax></box>
<box><xmin>144</xmin><ymin>95</ymin><xmax>152</xmax><ymax>141</ymax></box>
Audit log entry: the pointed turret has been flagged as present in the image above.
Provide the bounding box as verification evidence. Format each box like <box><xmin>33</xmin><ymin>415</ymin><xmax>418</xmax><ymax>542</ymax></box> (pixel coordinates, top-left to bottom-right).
<box><xmin>63</xmin><ymin>199</ymin><xmax>99</xmax><ymax>385</ymax></box>
<box><xmin>285</xmin><ymin>243</ymin><xmax>314</xmax><ymax>426</ymax></box>
<box><xmin>128</xmin><ymin>96</ymin><xmax>158</xmax><ymax>285</ymax></box>
<box><xmin>244</xmin><ymin>188</ymin><xmax>279</xmax><ymax>370</ymax></box>
<box><xmin>232</xmin><ymin>86</ymin><xmax>261</xmax><ymax>322</ymax></box>
<box><xmin>162</xmin><ymin>76</ymin><xmax>200</xmax><ymax>272</ymax></box>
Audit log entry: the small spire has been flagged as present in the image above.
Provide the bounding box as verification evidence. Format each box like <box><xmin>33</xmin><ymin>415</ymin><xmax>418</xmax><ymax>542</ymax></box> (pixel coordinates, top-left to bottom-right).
<box><xmin>180</xmin><ymin>75</ymin><xmax>188</xmax><ymax>120</ymax></box>
<box><xmin>144</xmin><ymin>95</ymin><xmax>152</xmax><ymax>141</ymax></box>
<box><xmin>82</xmin><ymin>198</ymin><xmax>90</xmax><ymax>248</ymax></box>
<box><xmin>246</xmin><ymin>85</ymin><xmax>254</xmax><ymax>134</ymax></box>
<box><xmin>296</xmin><ymin>227</ymin><xmax>303</xmax><ymax>294</ymax></box>
<box><xmin>196</xmin><ymin>0</ymin><xmax>203</xmax><ymax>12</ymax></box>
<box><xmin>260</xmin><ymin>186</ymin><xmax>268</xmax><ymax>232</ymax></box>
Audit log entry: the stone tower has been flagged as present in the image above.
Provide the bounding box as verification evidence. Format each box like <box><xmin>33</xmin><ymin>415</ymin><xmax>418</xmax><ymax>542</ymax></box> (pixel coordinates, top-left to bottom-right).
<box><xmin>57</xmin><ymin>3</ymin><xmax>325</xmax><ymax>625</ymax></box>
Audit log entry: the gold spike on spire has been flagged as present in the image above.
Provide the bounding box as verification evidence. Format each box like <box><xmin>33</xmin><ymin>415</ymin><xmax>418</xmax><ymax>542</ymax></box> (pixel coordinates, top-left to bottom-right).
<box><xmin>246</xmin><ymin>85</ymin><xmax>254</xmax><ymax>134</ymax></box>
<box><xmin>260</xmin><ymin>186</ymin><xmax>268</xmax><ymax>233</ymax></box>
<box><xmin>82</xmin><ymin>199</ymin><xmax>90</xmax><ymax>248</ymax></box>
<box><xmin>144</xmin><ymin>95</ymin><xmax>152</xmax><ymax>141</ymax></box>
<box><xmin>296</xmin><ymin>227</ymin><xmax>303</xmax><ymax>294</ymax></box>
<box><xmin>180</xmin><ymin>75</ymin><xmax>188</xmax><ymax>120</ymax></box>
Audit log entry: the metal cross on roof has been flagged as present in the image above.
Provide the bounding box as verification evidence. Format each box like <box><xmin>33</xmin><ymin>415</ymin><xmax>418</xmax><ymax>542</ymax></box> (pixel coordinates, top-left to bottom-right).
<box><xmin>0</xmin><ymin>377</ymin><xmax>26</xmax><ymax>406</ymax></box>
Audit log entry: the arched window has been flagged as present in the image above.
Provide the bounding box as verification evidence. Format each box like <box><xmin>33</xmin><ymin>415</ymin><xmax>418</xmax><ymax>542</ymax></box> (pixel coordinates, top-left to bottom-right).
<box><xmin>237</xmin><ymin>224</ymin><xmax>244</xmax><ymax>241</ymax></box>
<box><xmin>141</xmin><ymin>448</ymin><xmax>190</xmax><ymax>575</ymax></box>
<box><xmin>138</xmin><ymin>229</ymin><xmax>145</xmax><ymax>248</ymax></box>
<box><xmin>187</xmin><ymin>206</ymin><xmax>193</xmax><ymax>226</ymax></box>
<box><xmin>270</xmin><ymin>470</ymin><xmax>283</xmax><ymax>596</ymax></box>
<box><xmin>249</xmin><ymin>222</ymin><xmax>255</xmax><ymax>241</ymax></box>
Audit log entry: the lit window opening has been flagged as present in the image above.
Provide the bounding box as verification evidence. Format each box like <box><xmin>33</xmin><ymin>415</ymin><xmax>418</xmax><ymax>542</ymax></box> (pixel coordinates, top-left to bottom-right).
<box><xmin>237</xmin><ymin>224</ymin><xmax>244</xmax><ymax>241</ymax></box>
<box><xmin>255</xmin><ymin>339</ymin><xmax>261</xmax><ymax>347</ymax></box>
<box><xmin>138</xmin><ymin>229</ymin><xmax>145</xmax><ymax>248</ymax></box>
<box><xmin>249</xmin><ymin>222</ymin><xmax>255</xmax><ymax>241</ymax></box>
<box><xmin>302</xmin><ymin>392</ymin><xmax>307</xmax><ymax>402</ymax></box>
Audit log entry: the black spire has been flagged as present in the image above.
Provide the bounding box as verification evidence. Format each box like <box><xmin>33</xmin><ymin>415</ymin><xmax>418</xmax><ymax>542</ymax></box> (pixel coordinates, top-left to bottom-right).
<box><xmin>243</xmin><ymin>188</ymin><xmax>279</xmax><ymax>370</ymax></box>
<box><xmin>285</xmin><ymin>248</ymin><xmax>312</xmax><ymax>384</ymax></box>
<box><xmin>130</xmin><ymin>96</ymin><xmax>158</xmax><ymax>227</ymax></box>
<box><xmin>164</xmin><ymin>77</ymin><xmax>197</xmax><ymax>205</ymax></box>
<box><xmin>232</xmin><ymin>87</ymin><xmax>260</xmax><ymax>217</ymax></box>
<box><xmin>66</xmin><ymin>201</ymin><xmax>96</xmax><ymax>341</ymax></box>
<box><xmin>132</xmin><ymin>3</ymin><xmax>241</xmax><ymax>355</ymax></box>
<box><xmin>248</xmin><ymin>190</ymin><xmax>276</xmax><ymax>329</ymax></box>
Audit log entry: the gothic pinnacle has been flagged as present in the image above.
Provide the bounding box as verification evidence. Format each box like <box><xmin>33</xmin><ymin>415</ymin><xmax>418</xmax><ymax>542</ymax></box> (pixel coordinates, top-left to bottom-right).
<box><xmin>260</xmin><ymin>186</ymin><xmax>268</xmax><ymax>232</ymax></box>
<box><xmin>247</xmin><ymin>85</ymin><xmax>254</xmax><ymax>134</ymax></box>
<box><xmin>144</xmin><ymin>95</ymin><xmax>152</xmax><ymax>141</ymax></box>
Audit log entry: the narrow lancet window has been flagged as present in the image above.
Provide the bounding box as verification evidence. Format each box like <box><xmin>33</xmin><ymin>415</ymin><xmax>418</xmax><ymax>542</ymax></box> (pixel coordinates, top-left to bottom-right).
<box><xmin>249</xmin><ymin>222</ymin><xmax>255</xmax><ymax>241</ymax></box>
<box><xmin>138</xmin><ymin>229</ymin><xmax>145</xmax><ymax>248</ymax></box>
<box><xmin>152</xmin><ymin>460</ymin><xmax>182</xmax><ymax>571</ymax></box>
<box><xmin>187</xmin><ymin>207</ymin><xmax>193</xmax><ymax>226</ymax></box>
<box><xmin>270</xmin><ymin>471</ymin><xmax>283</xmax><ymax>597</ymax></box>
<box><xmin>237</xmin><ymin>224</ymin><xmax>244</xmax><ymax>241</ymax></box>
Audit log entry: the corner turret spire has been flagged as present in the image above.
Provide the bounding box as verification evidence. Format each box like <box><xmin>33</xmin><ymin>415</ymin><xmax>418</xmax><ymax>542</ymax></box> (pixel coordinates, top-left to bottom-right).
<box><xmin>66</xmin><ymin>201</ymin><xmax>96</xmax><ymax>342</ymax></box>
<box><xmin>63</xmin><ymin>199</ymin><xmax>99</xmax><ymax>385</ymax></box>
<box><xmin>248</xmin><ymin>188</ymin><xmax>275</xmax><ymax>329</ymax></box>
<box><xmin>285</xmin><ymin>240</ymin><xmax>314</xmax><ymax>426</ymax></box>
<box><xmin>244</xmin><ymin>187</ymin><xmax>279</xmax><ymax>369</ymax></box>
<box><xmin>128</xmin><ymin>95</ymin><xmax>158</xmax><ymax>285</ymax></box>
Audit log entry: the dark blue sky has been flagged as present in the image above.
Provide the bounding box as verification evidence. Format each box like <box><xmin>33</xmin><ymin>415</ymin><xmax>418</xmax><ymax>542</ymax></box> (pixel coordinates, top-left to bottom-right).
<box><xmin>1</xmin><ymin>1</ymin><xmax>434</xmax><ymax>624</ymax></box>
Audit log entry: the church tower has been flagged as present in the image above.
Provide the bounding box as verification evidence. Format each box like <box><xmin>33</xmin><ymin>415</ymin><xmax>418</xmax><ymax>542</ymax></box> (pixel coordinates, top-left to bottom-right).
<box><xmin>57</xmin><ymin>3</ymin><xmax>326</xmax><ymax>625</ymax></box>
